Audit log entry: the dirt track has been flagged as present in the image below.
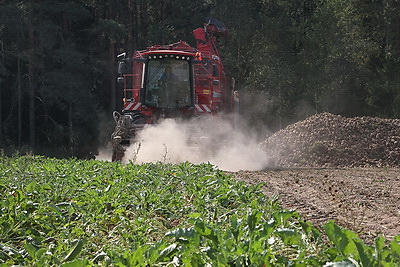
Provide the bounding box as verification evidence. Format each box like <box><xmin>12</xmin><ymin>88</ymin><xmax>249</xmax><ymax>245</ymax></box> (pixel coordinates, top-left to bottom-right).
<box><xmin>233</xmin><ymin>168</ymin><xmax>400</xmax><ymax>243</ymax></box>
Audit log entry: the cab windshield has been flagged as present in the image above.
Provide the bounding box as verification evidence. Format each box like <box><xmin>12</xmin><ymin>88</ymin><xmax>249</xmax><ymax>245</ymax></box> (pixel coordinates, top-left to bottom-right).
<box><xmin>144</xmin><ymin>58</ymin><xmax>192</xmax><ymax>108</ymax></box>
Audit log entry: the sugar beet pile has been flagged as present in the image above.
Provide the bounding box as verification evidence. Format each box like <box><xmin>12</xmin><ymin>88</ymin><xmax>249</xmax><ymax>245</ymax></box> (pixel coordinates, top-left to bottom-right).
<box><xmin>261</xmin><ymin>112</ymin><xmax>400</xmax><ymax>168</ymax></box>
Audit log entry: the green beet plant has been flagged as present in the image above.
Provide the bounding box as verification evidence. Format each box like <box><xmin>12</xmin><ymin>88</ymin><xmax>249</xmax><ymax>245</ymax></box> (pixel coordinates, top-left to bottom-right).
<box><xmin>0</xmin><ymin>155</ymin><xmax>399</xmax><ymax>266</ymax></box>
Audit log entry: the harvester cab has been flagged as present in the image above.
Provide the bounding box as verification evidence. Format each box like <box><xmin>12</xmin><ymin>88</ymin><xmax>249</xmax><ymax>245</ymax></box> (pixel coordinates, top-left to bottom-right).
<box><xmin>143</xmin><ymin>55</ymin><xmax>193</xmax><ymax>109</ymax></box>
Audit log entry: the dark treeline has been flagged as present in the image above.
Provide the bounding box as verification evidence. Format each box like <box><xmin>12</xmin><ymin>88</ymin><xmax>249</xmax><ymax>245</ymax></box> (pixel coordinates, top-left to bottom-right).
<box><xmin>1</xmin><ymin>0</ymin><xmax>399</xmax><ymax>158</ymax></box>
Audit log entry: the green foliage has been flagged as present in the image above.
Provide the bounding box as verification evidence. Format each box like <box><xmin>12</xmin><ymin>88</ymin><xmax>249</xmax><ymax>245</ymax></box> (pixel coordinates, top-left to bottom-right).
<box><xmin>0</xmin><ymin>156</ymin><xmax>281</xmax><ymax>265</ymax></box>
<box><xmin>160</xmin><ymin>206</ymin><xmax>324</xmax><ymax>265</ymax></box>
<box><xmin>1</xmin><ymin>156</ymin><xmax>399</xmax><ymax>265</ymax></box>
<box><xmin>324</xmin><ymin>221</ymin><xmax>400</xmax><ymax>266</ymax></box>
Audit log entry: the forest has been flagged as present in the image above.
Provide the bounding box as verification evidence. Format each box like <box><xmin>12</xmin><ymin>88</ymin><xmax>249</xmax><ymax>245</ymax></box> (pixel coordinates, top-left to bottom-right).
<box><xmin>1</xmin><ymin>0</ymin><xmax>399</xmax><ymax>158</ymax></box>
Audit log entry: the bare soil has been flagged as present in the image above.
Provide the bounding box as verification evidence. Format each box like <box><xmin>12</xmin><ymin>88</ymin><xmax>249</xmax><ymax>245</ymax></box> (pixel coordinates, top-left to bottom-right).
<box><xmin>233</xmin><ymin>167</ymin><xmax>400</xmax><ymax>243</ymax></box>
<box><xmin>236</xmin><ymin>112</ymin><xmax>400</xmax><ymax>242</ymax></box>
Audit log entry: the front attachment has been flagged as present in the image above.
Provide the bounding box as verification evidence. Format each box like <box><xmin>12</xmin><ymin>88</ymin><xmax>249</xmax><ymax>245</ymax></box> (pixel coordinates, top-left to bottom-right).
<box><xmin>111</xmin><ymin>111</ymin><xmax>145</xmax><ymax>161</ymax></box>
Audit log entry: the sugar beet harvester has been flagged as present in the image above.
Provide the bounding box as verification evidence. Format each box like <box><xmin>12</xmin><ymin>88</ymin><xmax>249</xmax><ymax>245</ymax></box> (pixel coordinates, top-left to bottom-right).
<box><xmin>111</xmin><ymin>19</ymin><xmax>239</xmax><ymax>161</ymax></box>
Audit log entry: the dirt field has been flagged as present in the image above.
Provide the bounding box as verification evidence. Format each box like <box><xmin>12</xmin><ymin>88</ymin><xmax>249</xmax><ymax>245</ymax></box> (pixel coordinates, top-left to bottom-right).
<box><xmin>233</xmin><ymin>167</ymin><xmax>400</xmax><ymax>243</ymax></box>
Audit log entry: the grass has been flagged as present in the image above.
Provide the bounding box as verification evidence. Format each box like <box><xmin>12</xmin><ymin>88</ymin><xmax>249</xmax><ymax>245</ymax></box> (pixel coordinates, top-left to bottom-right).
<box><xmin>0</xmin><ymin>155</ymin><xmax>399</xmax><ymax>266</ymax></box>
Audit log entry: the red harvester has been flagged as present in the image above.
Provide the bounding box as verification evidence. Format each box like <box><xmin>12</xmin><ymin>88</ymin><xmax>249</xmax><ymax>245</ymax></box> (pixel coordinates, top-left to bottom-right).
<box><xmin>111</xmin><ymin>19</ymin><xmax>239</xmax><ymax>161</ymax></box>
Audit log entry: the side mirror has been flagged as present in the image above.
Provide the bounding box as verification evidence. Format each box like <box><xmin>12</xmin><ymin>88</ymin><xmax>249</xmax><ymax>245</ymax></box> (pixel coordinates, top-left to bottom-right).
<box><xmin>117</xmin><ymin>61</ymin><xmax>126</xmax><ymax>75</ymax></box>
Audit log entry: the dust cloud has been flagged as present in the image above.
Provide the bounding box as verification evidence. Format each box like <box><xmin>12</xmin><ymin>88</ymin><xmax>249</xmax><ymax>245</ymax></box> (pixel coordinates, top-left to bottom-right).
<box><xmin>123</xmin><ymin>117</ymin><xmax>269</xmax><ymax>171</ymax></box>
<box><xmin>96</xmin><ymin>144</ymin><xmax>113</xmax><ymax>162</ymax></box>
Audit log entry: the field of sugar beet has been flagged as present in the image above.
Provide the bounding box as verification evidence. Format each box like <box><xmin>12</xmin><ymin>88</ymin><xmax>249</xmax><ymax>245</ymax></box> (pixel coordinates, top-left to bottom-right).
<box><xmin>1</xmin><ymin>156</ymin><xmax>399</xmax><ymax>266</ymax></box>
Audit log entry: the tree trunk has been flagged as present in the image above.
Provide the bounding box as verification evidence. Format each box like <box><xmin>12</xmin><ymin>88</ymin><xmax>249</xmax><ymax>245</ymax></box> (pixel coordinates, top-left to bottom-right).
<box><xmin>68</xmin><ymin>100</ymin><xmax>73</xmax><ymax>155</ymax></box>
<box><xmin>110</xmin><ymin>41</ymin><xmax>116</xmax><ymax>112</ymax></box>
<box><xmin>28</xmin><ymin>28</ymin><xmax>35</xmax><ymax>149</ymax></box>
<box><xmin>127</xmin><ymin>0</ymin><xmax>134</xmax><ymax>48</ymax></box>
<box><xmin>0</xmin><ymin>82</ymin><xmax>2</xmax><ymax>146</ymax></box>
<box><xmin>17</xmin><ymin>53</ymin><xmax>22</xmax><ymax>148</ymax></box>
<box><xmin>107</xmin><ymin>2</ymin><xmax>118</xmax><ymax>112</ymax></box>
